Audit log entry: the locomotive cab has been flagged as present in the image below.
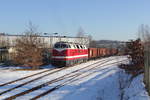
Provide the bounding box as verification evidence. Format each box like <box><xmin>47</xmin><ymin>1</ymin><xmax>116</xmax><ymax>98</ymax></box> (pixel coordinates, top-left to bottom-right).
<box><xmin>52</xmin><ymin>42</ymin><xmax>70</xmax><ymax>67</ymax></box>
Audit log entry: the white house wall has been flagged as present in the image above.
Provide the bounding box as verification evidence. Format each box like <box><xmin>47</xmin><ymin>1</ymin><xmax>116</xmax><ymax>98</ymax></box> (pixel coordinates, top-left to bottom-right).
<box><xmin>0</xmin><ymin>35</ymin><xmax>89</xmax><ymax>48</ymax></box>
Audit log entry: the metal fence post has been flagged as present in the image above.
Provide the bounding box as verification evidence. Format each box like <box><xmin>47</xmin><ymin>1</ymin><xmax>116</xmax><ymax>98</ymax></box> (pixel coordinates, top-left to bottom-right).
<box><xmin>145</xmin><ymin>43</ymin><xmax>150</xmax><ymax>95</ymax></box>
<box><xmin>144</xmin><ymin>43</ymin><xmax>149</xmax><ymax>94</ymax></box>
<box><xmin>148</xmin><ymin>46</ymin><xmax>150</xmax><ymax>94</ymax></box>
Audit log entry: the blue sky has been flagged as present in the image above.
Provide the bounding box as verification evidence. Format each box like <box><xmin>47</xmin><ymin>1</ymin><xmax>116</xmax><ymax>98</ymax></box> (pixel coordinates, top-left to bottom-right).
<box><xmin>0</xmin><ymin>0</ymin><xmax>149</xmax><ymax>41</ymax></box>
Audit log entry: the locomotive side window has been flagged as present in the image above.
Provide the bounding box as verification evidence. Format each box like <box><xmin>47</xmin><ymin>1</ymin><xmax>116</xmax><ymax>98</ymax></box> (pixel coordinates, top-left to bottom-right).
<box><xmin>68</xmin><ymin>44</ymin><xmax>71</xmax><ymax>48</ymax></box>
<box><xmin>74</xmin><ymin>45</ymin><xmax>77</xmax><ymax>49</ymax></box>
<box><xmin>80</xmin><ymin>45</ymin><xmax>82</xmax><ymax>49</ymax></box>
<box><xmin>80</xmin><ymin>45</ymin><xmax>83</xmax><ymax>49</ymax></box>
<box><xmin>76</xmin><ymin>45</ymin><xmax>80</xmax><ymax>49</ymax></box>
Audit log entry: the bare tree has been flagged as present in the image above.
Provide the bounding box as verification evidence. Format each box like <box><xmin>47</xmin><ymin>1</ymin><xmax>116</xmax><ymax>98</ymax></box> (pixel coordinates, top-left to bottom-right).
<box><xmin>88</xmin><ymin>35</ymin><xmax>94</xmax><ymax>47</ymax></box>
<box><xmin>76</xmin><ymin>27</ymin><xmax>85</xmax><ymax>37</ymax></box>
<box><xmin>13</xmin><ymin>22</ymin><xmax>45</xmax><ymax>69</ymax></box>
<box><xmin>89</xmin><ymin>40</ymin><xmax>97</xmax><ymax>48</ymax></box>
<box><xmin>76</xmin><ymin>27</ymin><xmax>91</xmax><ymax>47</ymax></box>
<box><xmin>138</xmin><ymin>24</ymin><xmax>150</xmax><ymax>42</ymax></box>
<box><xmin>0</xmin><ymin>33</ymin><xmax>10</xmax><ymax>48</ymax></box>
<box><xmin>76</xmin><ymin>27</ymin><xmax>85</xmax><ymax>44</ymax></box>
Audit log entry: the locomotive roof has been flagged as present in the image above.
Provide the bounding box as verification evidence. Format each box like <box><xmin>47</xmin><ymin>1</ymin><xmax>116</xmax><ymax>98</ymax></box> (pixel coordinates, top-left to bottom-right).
<box><xmin>55</xmin><ymin>41</ymin><xmax>85</xmax><ymax>45</ymax></box>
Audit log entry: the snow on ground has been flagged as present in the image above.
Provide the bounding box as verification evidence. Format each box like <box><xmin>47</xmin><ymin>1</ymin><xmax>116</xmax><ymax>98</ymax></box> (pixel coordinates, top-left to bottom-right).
<box><xmin>123</xmin><ymin>74</ymin><xmax>150</xmax><ymax>100</ymax></box>
<box><xmin>0</xmin><ymin>56</ymin><xmax>149</xmax><ymax>100</ymax></box>
<box><xmin>0</xmin><ymin>65</ymin><xmax>53</xmax><ymax>84</ymax></box>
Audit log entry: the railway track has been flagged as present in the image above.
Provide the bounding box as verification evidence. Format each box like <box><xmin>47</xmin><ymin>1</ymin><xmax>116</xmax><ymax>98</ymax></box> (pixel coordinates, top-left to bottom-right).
<box><xmin>0</xmin><ymin>68</ymin><xmax>57</xmax><ymax>87</ymax></box>
<box><xmin>2</xmin><ymin>57</ymin><xmax>127</xmax><ymax>100</ymax></box>
<box><xmin>2</xmin><ymin>58</ymin><xmax>111</xmax><ymax>100</ymax></box>
<box><xmin>0</xmin><ymin>57</ymin><xmax>112</xmax><ymax>88</ymax></box>
<box><xmin>0</xmin><ymin>68</ymin><xmax>67</xmax><ymax>95</ymax></box>
<box><xmin>30</xmin><ymin>59</ymin><xmax>128</xmax><ymax>100</ymax></box>
<box><xmin>0</xmin><ymin>58</ymin><xmax>110</xmax><ymax>96</ymax></box>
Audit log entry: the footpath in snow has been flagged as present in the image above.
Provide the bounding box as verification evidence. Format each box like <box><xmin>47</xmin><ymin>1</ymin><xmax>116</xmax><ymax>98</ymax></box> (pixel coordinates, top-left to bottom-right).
<box><xmin>0</xmin><ymin>56</ymin><xmax>149</xmax><ymax>100</ymax></box>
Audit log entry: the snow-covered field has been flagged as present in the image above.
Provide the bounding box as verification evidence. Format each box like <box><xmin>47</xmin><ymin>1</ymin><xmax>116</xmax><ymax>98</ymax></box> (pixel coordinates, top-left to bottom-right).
<box><xmin>0</xmin><ymin>56</ymin><xmax>149</xmax><ymax>100</ymax></box>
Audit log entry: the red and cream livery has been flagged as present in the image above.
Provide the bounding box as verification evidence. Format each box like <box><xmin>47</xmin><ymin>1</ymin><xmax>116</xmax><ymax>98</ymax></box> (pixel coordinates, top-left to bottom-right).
<box><xmin>52</xmin><ymin>42</ymin><xmax>88</xmax><ymax>67</ymax></box>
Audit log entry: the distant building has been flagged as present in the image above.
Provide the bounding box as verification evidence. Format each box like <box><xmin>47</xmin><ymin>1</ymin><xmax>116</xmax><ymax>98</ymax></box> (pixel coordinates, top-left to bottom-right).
<box><xmin>0</xmin><ymin>34</ymin><xmax>89</xmax><ymax>48</ymax></box>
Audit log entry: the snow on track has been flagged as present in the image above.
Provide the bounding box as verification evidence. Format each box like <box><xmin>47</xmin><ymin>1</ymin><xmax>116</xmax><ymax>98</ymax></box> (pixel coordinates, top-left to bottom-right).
<box><xmin>0</xmin><ymin>56</ymin><xmax>149</xmax><ymax>100</ymax></box>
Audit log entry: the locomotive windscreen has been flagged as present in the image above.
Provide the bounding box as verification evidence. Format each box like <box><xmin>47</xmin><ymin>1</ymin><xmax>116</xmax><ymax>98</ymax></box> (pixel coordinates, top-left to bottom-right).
<box><xmin>54</xmin><ymin>43</ymin><xmax>69</xmax><ymax>48</ymax></box>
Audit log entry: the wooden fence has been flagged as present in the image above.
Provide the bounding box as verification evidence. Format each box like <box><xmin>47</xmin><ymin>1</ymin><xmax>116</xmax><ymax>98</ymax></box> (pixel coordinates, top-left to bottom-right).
<box><xmin>144</xmin><ymin>43</ymin><xmax>150</xmax><ymax>95</ymax></box>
